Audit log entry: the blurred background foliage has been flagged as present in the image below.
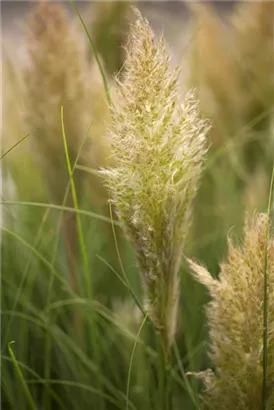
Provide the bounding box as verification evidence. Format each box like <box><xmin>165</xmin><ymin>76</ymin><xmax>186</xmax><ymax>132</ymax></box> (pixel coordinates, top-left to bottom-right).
<box><xmin>1</xmin><ymin>1</ymin><xmax>273</xmax><ymax>409</ymax></box>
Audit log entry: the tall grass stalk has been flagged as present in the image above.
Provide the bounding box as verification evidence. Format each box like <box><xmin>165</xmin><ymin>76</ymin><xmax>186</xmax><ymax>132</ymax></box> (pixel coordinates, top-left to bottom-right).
<box><xmin>101</xmin><ymin>7</ymin><xmax>209</xmax><ymax>356</ymax></box>
<box><xmin>158</xmin><ymin>337</ymin><xmax>171</xmax><ymax>410</ymax></box>
<box><xmin>100</xmin><ymin>8</ymin><xmax>210</xmax><ymax>409</ymax></box>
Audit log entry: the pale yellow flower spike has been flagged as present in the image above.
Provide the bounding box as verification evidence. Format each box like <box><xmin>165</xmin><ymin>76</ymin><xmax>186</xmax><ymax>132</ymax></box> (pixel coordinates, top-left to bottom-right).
<box><xmin>102</xmin><ymin>8</ymin><xmax>210</xmax><ymax>354</ymax></box>
<box><xmin>189</xmin><ymin>213</ymin><xmax>274</xmax><ymax>410</ymax></box>
<box><xmin>24</xmin><ymin>1</ymin><xmax>91</xmax><ymax>202</ymax></box>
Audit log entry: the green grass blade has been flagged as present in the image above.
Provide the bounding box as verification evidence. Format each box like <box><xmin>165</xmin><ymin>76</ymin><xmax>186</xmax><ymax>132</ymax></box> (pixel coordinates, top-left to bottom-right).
<box><xmin>173</xmin><ymin>342</ymin><xmax>200</xmax><ymax>410</ymax></box>
<box><xmin>28</xmin><ymin>379</ymin><xmax>127</xmax><ymax>409</ymax></box>
<box><xmin>8</xmin><ymin>342</ymin><xmax>37</xmax><ymax>410</ymax></box>
<box><xmin>126</xmin><ymin>312</ymin><xmax>149</xmax><ymax>410</ymax></box>
<box><xmin>2</xmin><ymin>353</ymin><xmax>66</xmax><ymax>410</ymax></box>
<box><xmin>60</xmin><ymin>105</ymin><xmax>90</xmax><ymax>296</ymax></box>
<box><xmin>70</xmin><ymin>0</ymin><xmax>112</xmax><ymax>106</ymax></box>
<box><xmin>2</xmin><ymin>208</ymin><xmax>50</xmax><ymax>353</ymax></box>
<box><xmin>1</xmin><ymin>225</ymin><xmax>74</xmax><ymax>295</ymax></box>
<box><xmin>0</xmin><ymin>132</ymin><xmax>32</xmax><ymax>160</ymax></box>
<box><xmin>96</xmin><ymin>254</ymin><xmax>130</xmax><ymax>288</ymax></box>
<box><xmin>1</xmin><ymin>200</ymin><xmax>120</xmax><ymax>226</ymax></box>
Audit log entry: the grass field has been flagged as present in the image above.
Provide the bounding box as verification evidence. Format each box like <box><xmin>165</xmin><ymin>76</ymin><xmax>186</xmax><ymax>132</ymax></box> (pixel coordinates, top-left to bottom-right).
<box><xmin>1</xmin><ymin>1</ymin><xmax>274</xmax><ymax>409</ymax></box>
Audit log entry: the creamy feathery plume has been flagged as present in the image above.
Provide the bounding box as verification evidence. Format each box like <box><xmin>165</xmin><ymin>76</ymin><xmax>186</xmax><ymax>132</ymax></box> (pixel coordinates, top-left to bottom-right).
<box><xmin>232</xmin><ymin>0</ymin><xmax>274</xmax><ymax>126</ymax></box>
<box><xmin>188</xmin><ymin>213</ymin><xmax>274</xmax><ymax>410</ymax></box>
<box><xmin>2</xmin><ymin>50</ymin><xmax>50</xmax><ymax>203</ymax></box>
<box><xmin>22</xmin><ymin>1</ymin><xmax>97</xmax><ymax>298</ymax></box>
<box><xmin>102</xmin><ymin>8</ymin><xmax>210</xmax><ymax>353</ymax></box>
<box><xmin>186</xmin><ymin>2</ymin><xmax>242</xmax><ymax>148</ymax></box>
<box><xmin>23</xmin><ymin>1</ymin><xmax>92</xmax><ymax>203</ymax></box>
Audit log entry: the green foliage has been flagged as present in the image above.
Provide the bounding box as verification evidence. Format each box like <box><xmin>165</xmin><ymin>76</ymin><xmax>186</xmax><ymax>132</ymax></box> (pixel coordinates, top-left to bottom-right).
<box><xmin>91</xmin><ymin>1</ymin><xmax>133</xmax><ymax>75</ymax></box>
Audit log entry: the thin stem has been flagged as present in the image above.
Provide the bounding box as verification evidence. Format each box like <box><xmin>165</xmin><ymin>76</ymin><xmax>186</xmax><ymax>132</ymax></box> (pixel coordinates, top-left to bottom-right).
<box><xmin>1</xmin><ymin>200</ymin><xmax>120</xmax><ymax>226</ymax></box>
<box><xmin>126</xmin><ymin>312</ymin><xmax>149</xmax><ymax>410</ymax></box>
<box><xmin>61</xmin><ymin>105</ymin><xmax>89</xmax><ymax>296</ymax></box>
<box><xmin>8</xmin><ymin>342</ymin><xmax>37</xmax><ymax>410</ymax></box>
<box><xmin>157</xmin><ymin>336</ymin><xmax>170</xmax><ymax>410</ymax></box>
<box><xmin>0</xmin><ymin>132</ymin><xmax>32</xmax><ymax>160</ymax></box>
<box><xmin>70</xmin><ymin>0</ymin><xmax>112</xmax><ymax>107</ymax></box>
<box><xmin>262</xmin><ymin>163</ymin><xmax>274</xmax><ymax>409</ymax></box>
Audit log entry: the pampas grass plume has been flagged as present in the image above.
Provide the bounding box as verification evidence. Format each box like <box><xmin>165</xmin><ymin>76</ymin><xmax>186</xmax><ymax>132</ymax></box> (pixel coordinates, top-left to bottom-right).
<box><xmin>23</xmin><ymin>1</ymin><xmax>91</xmax><ymax>203</ymax></box>
<box><xmin>102</xmin><ymin>8</ymin><xmax>210</xmax><ymax>353</ymax></box>
<box><xmin>189</xmin><ymin>213</ymin><xmax>274</xmax><ymax>410</ymax></box>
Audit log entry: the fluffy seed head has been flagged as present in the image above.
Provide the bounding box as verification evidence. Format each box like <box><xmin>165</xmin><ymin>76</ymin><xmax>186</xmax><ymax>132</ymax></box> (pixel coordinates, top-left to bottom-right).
<box><xmin>23</xmin><ymin>1</ymin><xmax>91</xmax><ymax>202</ymax></box>
<box><xmin>103</xmin><ymin>9</ymin><xmax>210</xmax><ymax>352</ymax></box>
<box><xmin>232</xmin><ymin>0</ymin><xmax>274</xmax><ymax>142</ymax></box>
<box><xmin>189</xmin><ymin>213</ymin><xmax>274</xmax><ymax>410</ymax></box>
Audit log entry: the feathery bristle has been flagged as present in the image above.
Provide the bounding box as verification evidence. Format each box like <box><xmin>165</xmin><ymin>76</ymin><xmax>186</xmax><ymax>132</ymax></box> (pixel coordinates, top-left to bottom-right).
<box><xmin>189</xmin><ymin>213</ymin><xmax>274</xmax><ymax>409</ymax></box>
<box><xmin>102</xmin><ymin>8</ymin><xmax>210</xmax><ymax>352</ymax></box>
